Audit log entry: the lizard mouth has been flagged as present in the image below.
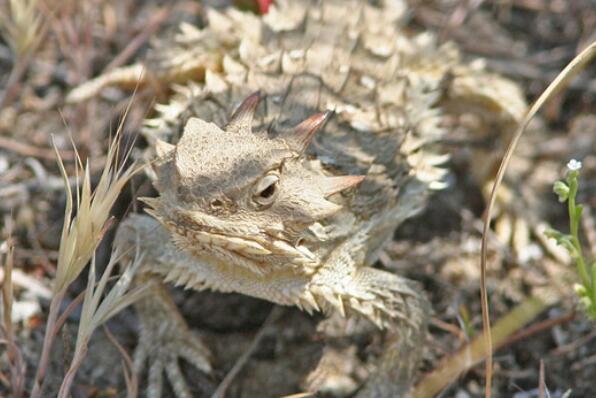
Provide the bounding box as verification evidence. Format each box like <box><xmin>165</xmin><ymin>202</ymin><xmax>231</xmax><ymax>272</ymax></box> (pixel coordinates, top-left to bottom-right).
<box><xmin>189</xmin><ymin>228</ymin><xmax>319</xmax><ymax>275</ymax></box>
<box><xmin>142</xmin><ymin>197</ymin><xmax>320</xmax><ymax>275</ymax></box>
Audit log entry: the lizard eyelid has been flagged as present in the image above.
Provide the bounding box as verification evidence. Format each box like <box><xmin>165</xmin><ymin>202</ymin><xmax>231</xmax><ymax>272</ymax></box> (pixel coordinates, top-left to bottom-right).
<box><xmin>253</xmin><ymin>172</ymin><xmax>280</xmax><ymax>207</ymax></box>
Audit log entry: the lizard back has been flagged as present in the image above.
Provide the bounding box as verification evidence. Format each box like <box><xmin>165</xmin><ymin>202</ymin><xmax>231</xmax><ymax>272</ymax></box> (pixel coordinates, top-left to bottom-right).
<box><xmin>143</xmin><ymin>0</ymin><xmax>456</xmax><ymax>261</ymax></box>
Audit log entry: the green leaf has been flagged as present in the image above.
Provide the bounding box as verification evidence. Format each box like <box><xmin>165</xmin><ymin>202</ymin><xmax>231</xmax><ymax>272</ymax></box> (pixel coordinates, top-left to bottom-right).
<box><xmin>573</xmin><ymin>283</ymin><xmax>587</xmax><ymax>296</ymax></box>
<box><xmin>553</xmin><ymin>180</ymin><xmax>569</xmax><ymax>202</ymax></box>
<box><xmin>575</xmin><ymin>204</ymin><xmax>584</xmax><ymax>220</ymax></box>
<box><xmin>544</xmin><ymin>228</ymin><xmax>564</xmax><ymax>240</ymax></box>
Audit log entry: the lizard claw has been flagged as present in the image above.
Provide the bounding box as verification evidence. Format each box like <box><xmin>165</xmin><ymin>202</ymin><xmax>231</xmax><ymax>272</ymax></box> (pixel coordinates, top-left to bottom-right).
<box><xmin>132</xmin><ymin>275</ymin><xmax>212</xmax><ymax>398</ymax></box>
<box><xmin>134</xmin><ymin>317</ymin><xmax>212</xmax><ymax>398</ymax></box>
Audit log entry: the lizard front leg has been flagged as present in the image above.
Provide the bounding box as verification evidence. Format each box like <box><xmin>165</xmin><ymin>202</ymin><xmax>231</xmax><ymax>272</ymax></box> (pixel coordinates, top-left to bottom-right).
<box><xmin>133</xmin><ymin>274</ymin><xmax>212</xmax><ymax>398</ymax></box>
<box><xmin>304</xmin><ymin>225</ymin><xmax>431</xmax><ymax>397</ymax></box>
<box><xmin>115</xmin><ymin>215</ymin><xmax>212</xmax><ymax>398</ymax></box>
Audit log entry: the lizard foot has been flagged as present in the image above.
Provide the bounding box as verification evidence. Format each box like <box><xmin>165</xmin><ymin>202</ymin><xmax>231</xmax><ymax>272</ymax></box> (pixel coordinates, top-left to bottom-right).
<box><xmin>134</xmin><ymin>313</ymin><xmax>212</xmax><ymax>398</ymax></box>
<box><xmin>133</xmin><ymin>277</ymin><xmax>212</xmax><ymax>398</ymax></box>
<box><xmin>305</xmin><ymin>345</ymin><xmax>360</xmax><ymax>397</ymax></box>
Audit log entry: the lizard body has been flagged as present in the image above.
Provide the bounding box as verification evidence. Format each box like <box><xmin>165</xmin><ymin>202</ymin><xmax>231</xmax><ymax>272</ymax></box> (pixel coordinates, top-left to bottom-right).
<box><xmin>87</xmin><ymin>0</ymin><xmax>530</xmax><ymax>396</ymax></box>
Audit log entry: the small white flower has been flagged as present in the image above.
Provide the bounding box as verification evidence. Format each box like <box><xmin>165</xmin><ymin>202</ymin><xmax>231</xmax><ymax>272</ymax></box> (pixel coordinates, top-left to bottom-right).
<box><xmin>567</xmin><ymin>159</ymin><xmax>582</xmax><ymax>171</ymax></box>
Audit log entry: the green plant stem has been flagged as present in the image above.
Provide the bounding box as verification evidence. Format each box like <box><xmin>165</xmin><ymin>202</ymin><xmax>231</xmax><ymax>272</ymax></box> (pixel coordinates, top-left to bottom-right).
<box><xmin>592</xmin><ymin>264</ymin><xmax>596</xmax><ymax>313</ymax></box>
<box><xmin>567</xmin><ymin>174</ymin><xmax>591</xmax><ymax>290</ymax></box>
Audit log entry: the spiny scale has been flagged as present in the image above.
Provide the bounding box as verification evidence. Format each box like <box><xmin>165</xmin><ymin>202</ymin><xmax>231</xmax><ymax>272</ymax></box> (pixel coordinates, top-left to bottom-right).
<box><xmin>282</xmin><ymin>110</ymin><xmax>333</xmax><ymax>153</ymax></box>
<box><xmin>106</xmin><ymin>0</ymin><xmax>529</xmax><ymax>396</ymax></box>
<box><xmin>225</xmin><ymin>91</ymin><xmax>262</xmax><ymax>134</ymax></box>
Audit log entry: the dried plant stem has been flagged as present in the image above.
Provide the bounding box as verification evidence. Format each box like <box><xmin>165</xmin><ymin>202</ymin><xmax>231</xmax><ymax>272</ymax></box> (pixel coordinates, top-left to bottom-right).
<box><xmin>30</xmin><ymin>289</ymin><xmax>65</xmax><ymax>398</ymax></box>
<box><xmin>0</xmin><ymin>136</ymin><xmax>76</xmax><ymax>161</ymax></box>
<box><xmin>103</xmin><ymin>6</ymin><xmax>171</xmax><ymax>71</ymax></box>
<box><xmin>1</xmin><ymin>241</ymin><xmax>26</xmax><ymax>398</ymax></box>
<box><xmin>538</xmin><ymin>360</ymin><xmax>546</xmax><ymax>398</ymax></box>
<box><xmin>412</xmin><ymin>291</ymin><xmax>560</xmax><ymax>398</ymax></box>
<box><xmin>0</xmin><ymin>56</ymin><xmax>29</xmax><ymax>109</ymax></box>
<box><xmin>27</xmin><ymin>79</ymin><xmax>139</xmax><ymax>397</ymax></box>
<box><xmin>210</xmin><ymin>307</ymin><xmax>282</xmax><ymax>398</ymax></box>
<box><xmin>0</xmin><ymin>0</ymin><xmax>51</xmax><ymax>109</ymax></box>
<box><xmin>479</xmin><ymin>40</ymin><xmax>596</xmax><ymax>397</ymax></box>
<box><xmin>104</xmin><ymin>325</ymin><xmax>138</xmax><ymax>398</ymax></box>
<box><xmin>57</xmin><ymin>345</ymin><xmax>88</xmax><ymax>398</ymax></box>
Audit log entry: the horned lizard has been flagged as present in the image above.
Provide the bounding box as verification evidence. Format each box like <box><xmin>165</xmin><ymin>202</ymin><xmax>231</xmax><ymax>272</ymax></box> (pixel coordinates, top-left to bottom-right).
<box><xmin>69</xmin><ymin>0</ymin><xmax>527</xmax><ymax>396</ymax></box>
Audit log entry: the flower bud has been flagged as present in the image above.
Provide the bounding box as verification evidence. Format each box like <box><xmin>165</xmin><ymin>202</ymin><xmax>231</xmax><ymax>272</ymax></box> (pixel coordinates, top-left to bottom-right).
<box><xmin>553</xmin><ymin>181</ymin><xmax>569</xmax><ymax>202</ymax></box>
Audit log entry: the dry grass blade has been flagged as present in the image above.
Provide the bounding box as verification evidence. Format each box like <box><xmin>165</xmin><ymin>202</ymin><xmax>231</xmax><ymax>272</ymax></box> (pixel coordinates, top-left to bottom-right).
<box><xmin>52</xmin><ymin>133</ymin><xmax>138</xmax><ymax>293</ymax></box>
<box><xmin>0</xmin><ymin>239</ymin><xmax>26</xmax><ymax>398</ymax></box>
<box><xmin>479</xmin><ymin>40</ymin><xmax>596</xmax><ymax>397</ymax></box>
<box><xmin>57</xmin><ymin>252</ymin><xmax>146</xmax><ymax>398</ymax></box>
<box><xmin>0</xmin><ymin>0</ymin><xmax>49</xmax><ymax>108</ymax></box>
<box><xmin>1</xmin><ymin>242</ymin><xmax>14</xmax><ymax>346</ymax></box>
<box><xmin>30</xmin><ymin>117</ymin><xmax>141</xmax><ymax>398</ymax></box>
<box><xmin>0</xmin><ymin>0</ymin><xmax>42</xmax><ymax>55</ymax></box>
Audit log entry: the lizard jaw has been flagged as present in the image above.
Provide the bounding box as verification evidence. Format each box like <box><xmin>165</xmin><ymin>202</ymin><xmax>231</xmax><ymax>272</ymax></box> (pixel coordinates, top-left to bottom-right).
<box><xmin>143</xmin><ymin>201</ymin><xmax>320</xmax><ymax>276</ymax></box>
<box><xmin>190</xmin><ymin>228</ymin><xmax>319</xmax><ymax>266</ymax></box>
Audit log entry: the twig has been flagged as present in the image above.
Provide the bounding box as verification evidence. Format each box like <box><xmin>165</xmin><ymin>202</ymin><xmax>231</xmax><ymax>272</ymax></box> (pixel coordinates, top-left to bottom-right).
<box><xmin>550</xmin><ymin>328</ymin><xmax>596</xmax><ymax>357</ymax></box>
<box><xmin>0</xmin><ymin>136</ymin><xmax>75</xmax><ymax>161</ymax></box>
<box><xmin>502</xmin><ymin>309</ymin><xmax>576</xmax><ymax>347</ymax></box>
<box><xmin>430</xmin><ymin>317</ymin><xmax>466</xmax><ymax>341</ymax></box>
<box><xmin>439</xmin><ymin>0</ymin><xmax>485</xmax><ymax>42</ymax></box>
<box><xmin>103</xmin><ymin>325</ymin><xmax>138</xmax><ymax>398</ymax></box>
<box><xmin>538</xmin><ymin>360</ymin><xmax>545</xmax><ymax>398</ymax></box>
<box><xmin>571</xmin><ymin>352</ymin><xmax>596</xmax><ymax>370</ymax></box>
<box><xmin>0</xmin><ymin>56</ymin><xmax>29</xmax><ymax>109</ymax></box>
<box><xmin>103</xmin><ymin>6</ymin><xmax>172</xmax><ymax>71</ymax></box>
<box><xmin>210</xmin><ymin>307</ymin><xmax>283</xmax><ymax>398</ymax></box>
<box><xmin>412</xmin><ymin>291</ymin><xmax>560</xmax><ymax>398</ymax></box>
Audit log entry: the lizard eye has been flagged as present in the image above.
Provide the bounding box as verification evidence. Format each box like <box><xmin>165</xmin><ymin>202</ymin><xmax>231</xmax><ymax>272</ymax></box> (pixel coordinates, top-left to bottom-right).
<box><xmin>253</xmin><ymin>172</ymin><xmax>279</xmax><ymax>207</ymax></box>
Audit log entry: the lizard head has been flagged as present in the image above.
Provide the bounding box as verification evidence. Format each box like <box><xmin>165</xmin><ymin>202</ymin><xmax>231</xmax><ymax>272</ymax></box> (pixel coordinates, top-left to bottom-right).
<box><xmin>143</xmin><ymin>92</ymin><xmax>364</xmax><ymax>276</ymax></box>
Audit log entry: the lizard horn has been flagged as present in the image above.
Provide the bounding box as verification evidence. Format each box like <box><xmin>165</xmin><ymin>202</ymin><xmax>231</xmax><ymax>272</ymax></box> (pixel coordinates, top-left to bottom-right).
<box><xmin>226</xmin><ymin>91</ymin><xmax>262</xmax><ymax>134</ymax></box>
<box><xmin>285</xmin><ymin>110</ymin><xmax>332</xmax><ymax>153</ymax></box>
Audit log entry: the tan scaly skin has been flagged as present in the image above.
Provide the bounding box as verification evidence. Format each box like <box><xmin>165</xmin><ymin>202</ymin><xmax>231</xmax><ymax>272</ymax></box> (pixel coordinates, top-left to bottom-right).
<box><xmin>98</xmin><ymin>1</ymin><xmax>529</xmax><ymax>396</ymax></box>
